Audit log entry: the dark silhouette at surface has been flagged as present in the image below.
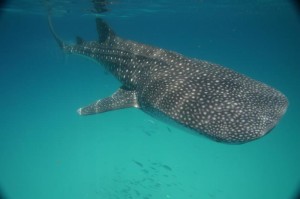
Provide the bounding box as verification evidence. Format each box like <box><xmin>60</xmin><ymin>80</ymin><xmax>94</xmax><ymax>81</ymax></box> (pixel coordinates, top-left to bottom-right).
<box><xmin>293</xmin><ymin>0</ymin><xmax>300</xmax><ymax>15</ymax></box>
<box><xmin>0</xmin><ymin>0</ymin><xmax>8</xmax><ymax>16</ymax></box>
<box><xmin>0</xmin><ymin>0</ymin><xmax>7</xmax><ymax>8</ymax></box>
<box><xmin>91</xmin><ymin>0</ymin><xmax>109</xmax><ymax>13</ymax></box>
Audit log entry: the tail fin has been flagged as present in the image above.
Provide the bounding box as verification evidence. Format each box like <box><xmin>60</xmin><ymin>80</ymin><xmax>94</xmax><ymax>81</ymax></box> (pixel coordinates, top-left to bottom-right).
<box><xmin>48</xmin><ymin>16</ymin><xmax>116</xmax><ymax>47</ymax></box>
<box><xmin>48</xmin><ymin>15</ymin><xmax>64</xmax><ymax>49</ymax></box>
<box><xmin>96</xmin><ymin>18</ymin><xmax>116</xmax><ymax>44</ymax></box>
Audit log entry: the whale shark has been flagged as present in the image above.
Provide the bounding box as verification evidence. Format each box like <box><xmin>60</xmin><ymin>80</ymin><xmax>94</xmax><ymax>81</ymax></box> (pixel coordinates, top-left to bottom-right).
<box><xmin>48</xmin><ymin>17</ymin><xmax>288</xmax><ymax>143</ymax></box>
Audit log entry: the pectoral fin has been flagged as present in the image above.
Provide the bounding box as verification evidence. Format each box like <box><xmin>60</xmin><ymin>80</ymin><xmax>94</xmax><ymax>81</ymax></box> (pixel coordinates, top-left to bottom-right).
<box><xmin>77</xmin><ymin>87</ymin><xmax>139</xmax><ymax>116</ymax></box>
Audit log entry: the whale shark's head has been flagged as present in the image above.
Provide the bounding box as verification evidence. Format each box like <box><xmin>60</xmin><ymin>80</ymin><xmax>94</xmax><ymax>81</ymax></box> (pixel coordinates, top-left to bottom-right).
<box><xmin>186</xmin><ymin>77</ymin><xmax>288</xmax><ymax>144</ymax></box>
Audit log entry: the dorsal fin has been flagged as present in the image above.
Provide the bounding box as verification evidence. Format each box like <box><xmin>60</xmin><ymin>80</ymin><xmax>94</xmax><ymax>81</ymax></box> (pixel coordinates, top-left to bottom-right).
<box><xmin>76</xmin><ymin>36</ymin><xmax>84</xmax><ymax>45</ymax></box>
<box><xmin>96</xmin><ymin>18</ymin><xmax>116</xmax><ymax>44</ymax></box>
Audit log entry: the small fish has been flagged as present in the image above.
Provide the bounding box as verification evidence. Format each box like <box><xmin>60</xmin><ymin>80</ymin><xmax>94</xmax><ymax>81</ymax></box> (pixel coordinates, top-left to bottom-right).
<box><xmin>132</xmin><ymin>160</ymin><xmax>143</xmax><ymax>168</ymax></box>
<box><xmin>161</xmin><ymin>164</ymin><xmax>172</xmax><ymax>171</ymax></box>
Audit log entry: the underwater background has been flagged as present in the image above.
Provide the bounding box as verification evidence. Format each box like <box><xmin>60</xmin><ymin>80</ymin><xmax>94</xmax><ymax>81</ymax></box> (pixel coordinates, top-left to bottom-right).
<box><xmin>0</xmin><ymin>0</ymin><xmax>300</xmax><ymax>199</ymax></box>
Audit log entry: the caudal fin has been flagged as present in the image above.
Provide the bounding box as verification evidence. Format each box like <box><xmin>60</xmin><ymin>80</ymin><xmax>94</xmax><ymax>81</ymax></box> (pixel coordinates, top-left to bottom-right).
<box><xmin>47</xmin><ymin>15</ymin><xmax>64</xmax><ymax>49</ymax></box>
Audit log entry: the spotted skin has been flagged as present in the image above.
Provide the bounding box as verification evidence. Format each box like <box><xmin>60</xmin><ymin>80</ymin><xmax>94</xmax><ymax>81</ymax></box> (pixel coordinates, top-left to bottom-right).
<box><xmin>49</xmin><ymin>18</ymin><xmax>288</xmax><ymax>143</ymax></box>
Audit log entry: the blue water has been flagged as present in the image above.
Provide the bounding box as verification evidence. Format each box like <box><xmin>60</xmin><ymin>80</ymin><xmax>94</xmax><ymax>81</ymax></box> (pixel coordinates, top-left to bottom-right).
<box><xmin>0</xmin><ymin>1</ymin><xmax>300</xmax><ymax>199</ymax></box>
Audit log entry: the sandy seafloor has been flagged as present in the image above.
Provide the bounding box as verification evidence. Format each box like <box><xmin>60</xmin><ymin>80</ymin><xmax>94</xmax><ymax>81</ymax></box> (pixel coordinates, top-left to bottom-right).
<box><xmin>0</xmin><ymin>1</ymin><xmax>300</xmax><ymax>199</ymax></box>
